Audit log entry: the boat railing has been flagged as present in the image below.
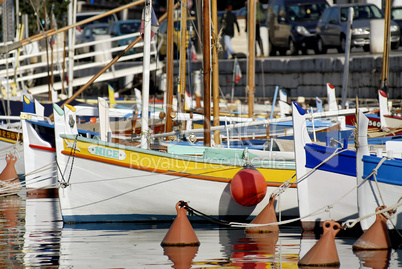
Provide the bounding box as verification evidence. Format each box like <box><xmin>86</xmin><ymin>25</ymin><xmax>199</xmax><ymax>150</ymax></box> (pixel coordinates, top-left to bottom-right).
<box><xmin>0</xmin><ymin>32</ymin><xmax>160</xmax><ymax>97</ymax></box>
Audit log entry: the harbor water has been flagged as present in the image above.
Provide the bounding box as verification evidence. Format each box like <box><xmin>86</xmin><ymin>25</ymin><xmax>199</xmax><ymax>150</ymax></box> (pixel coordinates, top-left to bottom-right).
<box><xmin>1</xmin><ymin>193</ymin><xmax>402</xmax><ymax>268</ymax></box>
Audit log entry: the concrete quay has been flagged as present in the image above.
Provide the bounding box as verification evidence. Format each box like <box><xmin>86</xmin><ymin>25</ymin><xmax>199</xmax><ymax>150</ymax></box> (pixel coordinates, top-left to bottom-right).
<box><xmin>184</xmin><ymin>53</ymin><xmax>402</xmax><ymax>106</ymax></box>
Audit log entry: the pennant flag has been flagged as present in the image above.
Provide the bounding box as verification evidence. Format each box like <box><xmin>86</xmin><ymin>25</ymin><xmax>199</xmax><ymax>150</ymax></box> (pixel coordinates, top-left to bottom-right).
<box><xmin>23</xmin><ymin>95</ymin><xmax>35</xmax><ymax>113</ymax></box>
<box><xmin>234</xmin><ymin>59</ymin><xmax>242</xmax><ymax>83</ymax></box>
<box><xmin>316</xmin><ymin>97</ymin><xmax>323</xmax><ymax>112</ymax></box>
<box><xmin>140</xmin><ymin>5</ymin><xmax>159</xmax><ymax>40</ymax></box>
<box><xmin>108</xmin><ymin>84</ymin><xmax>117</xmax><ymax>108</ymax></box>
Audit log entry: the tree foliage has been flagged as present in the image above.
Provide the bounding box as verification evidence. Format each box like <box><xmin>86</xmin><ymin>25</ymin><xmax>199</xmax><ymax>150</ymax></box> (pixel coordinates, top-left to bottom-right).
<box><xmin>19</xmin><ymin>0</ymin><xmax>69</xmax><ymax>36</ymax></box>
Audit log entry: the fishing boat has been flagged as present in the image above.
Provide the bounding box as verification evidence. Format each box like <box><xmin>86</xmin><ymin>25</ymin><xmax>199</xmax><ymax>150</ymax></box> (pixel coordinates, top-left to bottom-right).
<box><xmin>356</xmin><ymin>109</ymin><xmax>402</xmax><ymax>231</ymax></box>
<box><xmin>292</xmin><ymin>102</ymin><xmax>359</xmax><ymax>231</ymax></box>
<box><xmin>42</xmin><ymin>0</ymin><xmax>297</xmax><ymax>223</ymax></box>
<box><xmin>366</xmin><ymin>89</ymin><xmax>402</xmax><ymax>136</ymax></box>
<box><xmin>52</xmin><ymin>99</ymin><xmax>297</xmax><ymax>223</ymax></box>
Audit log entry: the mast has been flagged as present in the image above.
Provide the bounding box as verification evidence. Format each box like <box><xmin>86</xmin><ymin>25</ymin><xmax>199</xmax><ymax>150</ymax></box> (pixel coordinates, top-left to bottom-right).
<box><xmin>212</xmin><ymin>0</ymin><xmax>220</xmax><ymax>145</ymax></box>
<box><xmin>165</xmin><ymin>0</ymin><xmax>174</xmax><ymax>133</ymax></box>
<box><xmin>178</xmin><ymin>0</ymin><xmax>188</xmax><ymax>116</ymax></box>
<box><xmin>247</xmin><ymin>0</ymin><xmax>256</xmax><ymax>118</ymax></box>
<box><xmin>203</xmin><ymin>0</ymin><xmax>211</xmax><ymax>146</ymax></box>
<box><xmin>141</xmin><ymin>0</ymin><xmax>153</xmax><ymax>149</ymax></box>
<box><xmin>381</xmin><ymin>0</ymin><xmax>391</xmax><ymax>92</ymax></box>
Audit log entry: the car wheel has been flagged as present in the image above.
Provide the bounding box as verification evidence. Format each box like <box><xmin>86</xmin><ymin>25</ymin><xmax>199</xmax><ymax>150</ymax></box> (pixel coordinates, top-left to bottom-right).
<box><xmin>315</xmin><ymin>37</ymin><xmax>327</xmax><ymax>54</ymax></box>
<box><xmin>337</xmin><ymin>36</ymin><xmax>345</xmax><ymax>53</ymax></box>
<box><xmin>363</xmin><ymin>45</ymin><xmax>370</xmax><ymax>52</ymax></box>
<box><xmin>391</xmin><ymin>41</ymin><xmax>400</xmax><ymax>50</ymax></box>
<box><xmin>289</xmin><ymin>39</ymin><xmax>298</xmax><ymax>55</ymax></box>
<box><xmin>278</xmin><ymin>48</ymin><xmax>287</xmax><ymax>56</ymax></box>
<box><xmin>269</xmin><ymin>40</ymin><xmax>277</xmax><ymax>56</ymax></box>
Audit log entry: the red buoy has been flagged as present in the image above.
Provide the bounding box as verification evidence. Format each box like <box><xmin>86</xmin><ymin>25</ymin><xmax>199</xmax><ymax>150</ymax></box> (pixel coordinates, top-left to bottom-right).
<box><xmin>230</xmin><ymin>164</ymin><xmax>267</xmax><ymax>207</ymax></box>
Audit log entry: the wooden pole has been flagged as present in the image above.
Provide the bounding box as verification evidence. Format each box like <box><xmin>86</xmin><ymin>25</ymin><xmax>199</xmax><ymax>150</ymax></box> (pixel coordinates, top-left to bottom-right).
<box><xmin>165</xmin><ymin>0</ymin><xmax>175</xmax><ymax>133</ymax></box>
<box><xmin>178</xmin><ymin>0</ymin><xmax>188</xmax><ymax>116</ymax></box>
<box><xmin>203</xmin><ymin>0</ymin><xmax>211</xmax><ymax>147</ymax></box>
<box><xmin>212</xmin><ymin>0</ymin><xmax>220</xmax><ymax>145</ymax></box>
<box><xmin>247</xmin><ymin>0</ymin><xmax>256</xmax><ymax>118</ymax></box>
<box><xmin>0</xmin><ymin>0</ymin><xmax>146</xmax><ymax>54</ymax></box>
<box><xmin>381</xmin><ymin>0</ymin><xmax>391</xmax><ymax>92</ymax></box>
<box><xmin>48</xmin><ymin>5</ymin><xmax>176</xmax><ymax>120</ymax></box>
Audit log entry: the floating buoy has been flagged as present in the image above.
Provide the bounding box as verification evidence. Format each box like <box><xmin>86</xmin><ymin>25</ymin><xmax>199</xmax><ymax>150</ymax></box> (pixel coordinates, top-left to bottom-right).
<box><xmin>246</xmin><ymin>195</ymin><xmax>279</xmax><ymax>233</ymax></box>
<box><xmin>163</xmin><ymin>246</ymin><xmax>199</xmax><ymax>269</ymax></box>
<box><xmin>353</xmin><ymin>206</ymin><xmax>392</xmax><ymax>250</ymax></box>
<box><xmin>230</xmin><ymin>164</ymin><xmax>267</xmax><ymax>207</ymax></box>
<box><xmin>298</xmin><ymin>220</ymin><xmax>341</xmax><ymax>267</ymax></box>
<box><xmin>161</xmin><ymin>201</ymin><xmax>200</xmax><ymax>247</ymax></box>
<box><xmin>0</xmin><ymin>154</ymin><xmax>21</xmax><ymax>194</ymax></box>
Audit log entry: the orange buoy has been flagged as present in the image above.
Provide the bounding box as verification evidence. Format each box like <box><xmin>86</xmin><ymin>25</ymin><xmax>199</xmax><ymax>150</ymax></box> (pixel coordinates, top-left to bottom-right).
<box><xmin>161</xmin><ymin>201</ymin><xmax>200</xmax><ymax>246</ymax></box>
<box><xmin>230</xmin><ymin>164</ymin><xmax>267</xmax><ymax>207</ymax></box>
<box><xmin>163</xmin><ymin>245</ymin><xmax>199</xmax><ymax>269</ymax></box>
<box><xmin>298</xmin><ymin>220</ymin><xmax>341</xmax><ymax>267</ymax></box>
<box><xmin>353</xmin><ymin>206</ymin><xmax>392</xmax><ymax>250</ymax></box>
<box><xmin>0</xmin><ymin>154</ymin><xmax>21</xmax><ymax>194</ymax></box>
<box><xmin>246</xmin><ymin>195</ymin><xmax>279</xmax><ymax>233</ymax></box>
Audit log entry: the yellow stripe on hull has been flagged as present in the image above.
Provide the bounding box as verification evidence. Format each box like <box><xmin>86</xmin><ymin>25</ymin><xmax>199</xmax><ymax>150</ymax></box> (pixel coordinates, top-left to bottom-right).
<box><xmin>62</xmin><ymin>138</ymin><xmax>295</xmax><ymax>187</ymax></box>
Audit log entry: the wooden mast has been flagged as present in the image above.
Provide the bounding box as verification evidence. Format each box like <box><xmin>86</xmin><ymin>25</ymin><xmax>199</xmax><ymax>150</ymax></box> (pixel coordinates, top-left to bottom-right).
<box><xmin>178</xmin><ymin>0</ymin><xmax>188</xmax><ymax>115</ymax></box>
<box><xmin>165</xmin><ymin>0</ymin><xmax>175</xmax><ymax>133</ymax></box>
<box><xmin>381</xmin><ymin>0</ymin><xmax>391</xmax><ymax>92</ymax></box>
<box><xmin>247</xmin><ymin>0</ymin><xmax>256</xmax><ymax>118</ymax></box>
<box><xmin>48</xmin><ymin>6</ymin><xmax>176</xmax><ymax>120</ymax></box>
<box><xmin>203</xmin><ymin>0</ymin><xmax>211</xmax><ymax>146</ymax></box>
<box><xmin>211</xmin><ymin>0</ymin><xmax>220</xmax><ymax>145</ymax></box>
<box><xmin>0</xmin><ymin>1</ymin><xmax>146</xmax><ymax>54</ymax></box>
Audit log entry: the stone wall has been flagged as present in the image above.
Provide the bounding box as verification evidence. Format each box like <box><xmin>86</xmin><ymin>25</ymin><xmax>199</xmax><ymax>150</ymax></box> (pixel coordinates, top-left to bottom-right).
<box><xmin>205</xmin><ymin>54</ymin><xmax>402</xmax><ymax>103</ymax></box>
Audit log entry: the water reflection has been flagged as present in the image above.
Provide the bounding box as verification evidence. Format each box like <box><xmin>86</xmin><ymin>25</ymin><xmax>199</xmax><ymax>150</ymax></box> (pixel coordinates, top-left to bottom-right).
<box><xmin>354</xmin><ymin>249</ymin><xmax>391</xmax><ymax>269</ymax></box>
<box><xmin>0</xmin><ymin>195</ymin><xmax>24</xmax><ymax>268</ymax></box>
<box><xmin>0</xmin><ymin>195</ymin><xmax>400</xmax><ymax>268</ymax></box>
<box><xmin>24</xmin><ymin>196</ymin><xmax>62</xmax><ymax>267</ymax></box>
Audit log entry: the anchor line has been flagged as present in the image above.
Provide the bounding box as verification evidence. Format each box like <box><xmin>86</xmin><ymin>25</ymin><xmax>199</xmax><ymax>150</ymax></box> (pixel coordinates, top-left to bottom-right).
<box><xmin>58</xmin><ymin>135</ymin><xmax>79</xmax><ymax>188</ymax></box>
<box><xmin>175</xmin><ymin>149</ymin><xmax>353</xmax><ymax>229</ymax></box>
<box><xmin>180</xmin><ymin>201</ymin><xmax>231</xmax><ymax>226</ymax></box>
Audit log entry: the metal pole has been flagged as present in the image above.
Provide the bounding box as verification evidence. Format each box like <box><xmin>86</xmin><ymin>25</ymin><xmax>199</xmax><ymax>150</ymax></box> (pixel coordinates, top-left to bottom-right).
<box><xmin>341</xmin><ymin>7</ymin><xmax>353</xmax><ymax>109</ymax></box>
<box><xmin>141</xmin><ymin>0</ymin><xmax>153</xmax><ymax>149</ymax></box>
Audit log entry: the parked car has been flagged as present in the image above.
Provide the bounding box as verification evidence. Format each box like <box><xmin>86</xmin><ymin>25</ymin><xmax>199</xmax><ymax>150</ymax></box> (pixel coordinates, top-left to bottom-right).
<box><xmin>76</xmin><ymin>23</ymin><xmax>110</xmax><ymax>54</ymax></box>
<box><xmin>76</xmin><ymin>12</ymin><xmax>118</xmax><ymax>28</ymax></box>
<box><xmin>76</xmin><ymin>12</ymin><xmax>118</xmax><ymax>40</ymax></box>
<box><xmin>108</xmin><ymin>19</ymin><xmax>142</xmax><ymax>55</ymax></box>
<box><xmin>266</xmin><ymin>0</ymin><xmax>330</xmax><ymax>56</ymax></box>
<box><xmin>391</xmin><ymin>6</ymin><xmax>402</xmax><ymax>44</ymax></box>
<box><xmin>316</xmin><ymin>3</ymin><xmax>400</xmax><ymax>54</ymax></box>
<box><xmin>158</xmin><ymin>16</ymin><xmax>196</xmax><ymax>59</ymax></box>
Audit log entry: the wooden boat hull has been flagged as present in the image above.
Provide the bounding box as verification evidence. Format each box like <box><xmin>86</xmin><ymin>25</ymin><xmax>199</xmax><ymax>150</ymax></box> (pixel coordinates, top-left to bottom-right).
<box><xmin>292</xmin><ymin>102</ymin><xmax>358</xmax><ymax>231</ymax></box>
<box><xmin>0</xmin><ymin>125</ymin><xmax>24</xmax><ymax>175</ymax></box>
<box><xmin>359</xmin><ymin>155</ymin><xmax>402</xmax><ymax>231</ymax></box>
<box><xmin>57</xmin><ymin>135</ymin><xmax>298</xmax><ymax>223</ymax></box>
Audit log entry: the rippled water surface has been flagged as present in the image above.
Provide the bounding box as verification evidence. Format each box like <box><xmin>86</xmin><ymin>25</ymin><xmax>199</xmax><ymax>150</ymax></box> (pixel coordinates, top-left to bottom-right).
<box><xmin>0</xmin><ymin>194</ymin><xmax>401</xmax><ymax>268</ymax></box>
